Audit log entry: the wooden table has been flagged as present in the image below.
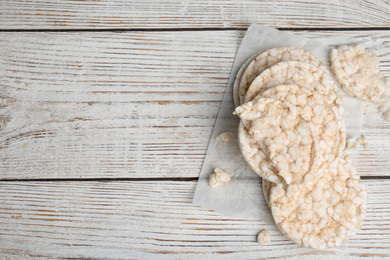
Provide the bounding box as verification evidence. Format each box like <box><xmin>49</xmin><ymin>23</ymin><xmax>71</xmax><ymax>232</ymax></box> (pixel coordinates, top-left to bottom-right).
<box><xmin>1</xmin><ymin>1</ymin><xmax>390</xmax><ymax>259</ymax></box>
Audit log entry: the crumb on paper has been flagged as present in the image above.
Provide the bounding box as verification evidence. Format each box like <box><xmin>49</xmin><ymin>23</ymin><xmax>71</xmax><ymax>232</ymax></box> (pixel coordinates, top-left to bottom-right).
<box><xmin>216</xmin><ymin>132</ymin><xmax>232</xmax><ymax>143</ymax></box>
<box><xmin>257</xmin><ymin>230</ymin><xmax>271</xmax><ymax>245</ymax></box>
<box><xmin>209</xmin><ymin>168</ymin><xmax>231</xmax><ymax>188</ymax></box>
<box><xmin>345</xmin><ymin>137</ymin><xmax>357</xmax><ymax>150</ymax></box>
<box><xmin>379</xmin><ymin>105</ymin><xmax>390</xmax><ymax>122</ymax></box>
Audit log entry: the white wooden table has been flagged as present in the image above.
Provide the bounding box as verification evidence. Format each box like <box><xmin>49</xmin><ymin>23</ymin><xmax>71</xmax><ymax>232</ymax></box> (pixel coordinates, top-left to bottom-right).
<box><xmin>1</xmin><ymin>1</ymin><xmax>390</xmax><ymax>259</ymax></box>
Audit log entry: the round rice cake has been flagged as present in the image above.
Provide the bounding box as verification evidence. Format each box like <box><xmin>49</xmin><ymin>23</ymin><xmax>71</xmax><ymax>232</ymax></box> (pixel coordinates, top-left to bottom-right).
<box><xmin>238</xmin><ymin>47</ymin><xmax>323</xmax><ymax>105</ymax></box>
<box><xmin>330</xmin><ymin>44</ymin><xmax>390</xmax><ymax>103</ymax></box>
<box><xmin>236</xmin><ymin>95</ymin><xmax>321</xmax><ymax>185</ymax></box>
<box><xmin>260</xmin><ymin>85</ymin><xmax>346</xmax><ymax>167</ymax></box>
<box><xmin>233</xmin><ymin>53</ymin><xmax>260</xmax><ymax>107</ymax></box>
<box><xmin>269</xmin><ymin>155</ymin><xmax>367</xmax><ymax>249</ymax></box>
<box><xmin>244</xmin><ymin>61</ymin><xmax>342</xmax><ymax>108</ymax></box>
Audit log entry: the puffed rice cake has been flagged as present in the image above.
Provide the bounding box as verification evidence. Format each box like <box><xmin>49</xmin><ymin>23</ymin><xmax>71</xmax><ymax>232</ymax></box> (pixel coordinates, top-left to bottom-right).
<box><xmin>244</xmin><ymin>61</ymin><xmax>342</xmax><ymax>109</ymax></box>
<box><xmin>236</xmin><ymin>47</ymin><xmax>323</xmax><ymax>106</ymax></box>
<box><xmin>269</xmin><ymin>155</ymin><xmax>366</xmax><ymax>249</ymax></box>
<box><xmin>233</xmin><ymin>53</ymin><xmax>260</xmax><ymax>107</ymax></box>
<box><xmin>330</xmin><ymin>44</ymin><xmax>390</xmax><ymax>103</ymax></box>
<box><xmin>259</xmin><ymin>85</ymin><xmax>346</xmax><ymax>169</ymax></box>
<box><xmin>236</xmin><ymin>94</ymin><xmax>321</xmax><ymax>185</ymax></box>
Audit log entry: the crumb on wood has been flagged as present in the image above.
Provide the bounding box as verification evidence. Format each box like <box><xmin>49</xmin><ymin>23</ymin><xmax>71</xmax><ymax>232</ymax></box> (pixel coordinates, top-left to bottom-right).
<box><xmin>357</xmin><ymin>135</ymin><xmax>366</xmax><ymax>144</ymax></box>
<box><xmin>346</xmin><ymin>135</ymin><xmax>366</xmax><ymax>150</ymax></box>
<box><xmin>257</xmin><ymin>229</ymin><xmax>271</xmax><ymax>245</ymax></box>
<box><xmin>0</xmin><ymin>97</ymin><xmax>8</xmax><ymax>106</ymax></box>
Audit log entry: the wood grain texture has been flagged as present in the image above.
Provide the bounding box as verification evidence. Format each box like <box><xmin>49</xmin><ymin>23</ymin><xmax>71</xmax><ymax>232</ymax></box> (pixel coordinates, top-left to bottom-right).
<box><xmin>1</xmin><ymin>30</ymin><xmax>390</xmax><ymax>179</ymax></box>
<box><xmin>1</xmin><ymin>0</ymin><xmax>390</xmax><ymax>29</ymax></box>
<box><xmin>0</xmin><ymin>180</ymin><xmax>389</xmax><ymax>259</ymax></box>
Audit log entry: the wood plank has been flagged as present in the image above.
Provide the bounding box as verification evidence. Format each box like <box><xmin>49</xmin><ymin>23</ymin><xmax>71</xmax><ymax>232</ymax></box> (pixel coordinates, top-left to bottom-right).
<box><xmin>1</xmin><ymin>0</ymin><xmax>390</xmax><ymax>29</ymax></box>
<box><xmin>1</xmin><ymin>30</ymin><xmax>390</xmax><ymax>179</ymax></box>
<box><xmin>0</xmin><ymin>180</ymin><xmax>389</xmax><ymax>259</ymax></box>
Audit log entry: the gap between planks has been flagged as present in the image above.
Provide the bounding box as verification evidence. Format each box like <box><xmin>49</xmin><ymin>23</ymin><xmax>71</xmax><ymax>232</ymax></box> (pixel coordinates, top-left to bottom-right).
<box><xmin>0</xmin><ymin>27</ymin><xmax>390</xmax><ymax>33</ymax></box>
<box><xmin>0</xmin><ymin>177</ymin><xmax>199</xmax><ymax>182</ymax></box>
<box><xmin>0</xmin><ymin>176</ymin><xmax>388</xmax><ymax>182</ymax></box>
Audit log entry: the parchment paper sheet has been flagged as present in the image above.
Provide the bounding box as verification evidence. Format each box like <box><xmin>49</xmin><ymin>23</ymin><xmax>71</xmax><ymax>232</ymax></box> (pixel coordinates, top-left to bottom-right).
<box><xmin>192</xmin><ymin>24</ymin><xmax>362</xmax><ymax>224</ymax></box>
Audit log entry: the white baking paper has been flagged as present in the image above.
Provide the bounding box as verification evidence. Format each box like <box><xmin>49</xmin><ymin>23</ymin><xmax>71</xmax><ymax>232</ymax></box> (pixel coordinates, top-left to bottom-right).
<box><xmin>192</xmin><ymin>24</ymin><xmax>362</xmax><ymax>224</ymax></box>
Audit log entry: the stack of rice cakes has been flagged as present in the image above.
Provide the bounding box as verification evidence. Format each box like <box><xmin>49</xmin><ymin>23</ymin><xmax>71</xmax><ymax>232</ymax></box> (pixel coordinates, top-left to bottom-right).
<box><xmin>233</xmin><ymin>47</ymin><xmax>367</xmax><ymax>249</ymax></box>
